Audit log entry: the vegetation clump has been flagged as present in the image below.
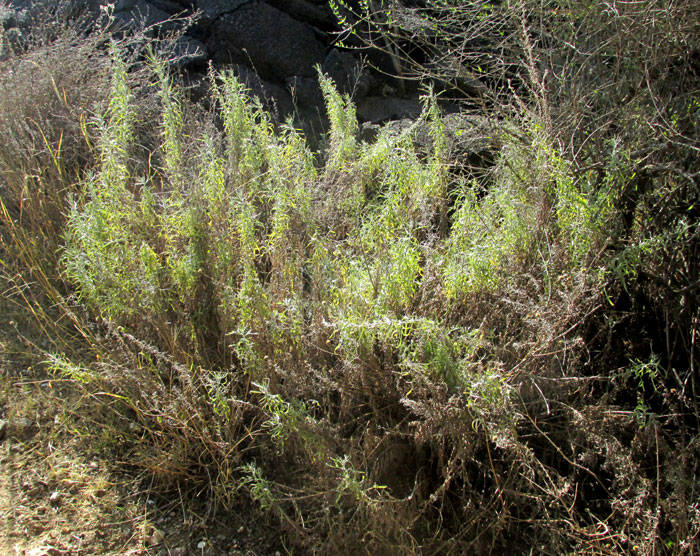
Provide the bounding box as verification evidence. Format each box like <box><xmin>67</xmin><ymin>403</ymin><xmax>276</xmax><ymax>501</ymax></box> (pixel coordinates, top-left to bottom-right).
<box><xmin>1</xmin><ymin>1</ymin><xmax>699</xmax><ymax>554</ymax></box>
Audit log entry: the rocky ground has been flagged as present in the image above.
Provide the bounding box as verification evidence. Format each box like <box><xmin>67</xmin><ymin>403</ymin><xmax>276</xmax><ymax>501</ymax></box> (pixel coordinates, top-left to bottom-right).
<box><xmin>0</xmin><ymin>324</ymin><xmax>282</xmax><ymax>556</ymax></box>
<box><xmin>0</xmin><ymin>370</ymin><xmax>148</xmax><ymax>555</ymax></box>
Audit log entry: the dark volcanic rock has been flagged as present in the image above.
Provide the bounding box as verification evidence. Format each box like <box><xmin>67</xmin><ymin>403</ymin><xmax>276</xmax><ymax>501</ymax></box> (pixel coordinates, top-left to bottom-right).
<box><xmin>113</xmin><ymin>2</ymin><xmax>175</xmax><ymax>31</ymax></box>
<box><xmin>322</xmin><ymin>48</ymin><xmax>375</xmax><ymax>99</ymax></box>
<box><xmin>3</xmin><ymin>0</ymin><xmax>430</xmax><ymax>139</ymax></box>
<box><xmin>195</xmin><ymin>0</ymin><xmax>251</xmax><ymax>25</ymax></box>
<box><xmin>208</xmin><ymin>2</ymin><xmax>325</xmax><ymax>82</ymax></box>
<box><xmin>229</xmin><ymin>63</ymin><xmax>294</xmax><ymax>119</ymax></box>
<box><xmin>149</xmin><ymin>0</ymin><xmax>189</xmax><ymax>13</ymax></box>
<box><xmin>266</xmin><ymin>0</ymin><xmax>335</xmax><ymax>30</ymax></box>
<box><xmin>286</xmin><ymin>75</ymin><xmax>324</xmax><ymax>112</ymax></box>
<box><xmin>171</xmin><ymin>35</ymin><xmax>208</xmax><ymax>69</ymax></box>
<box><xmin>356</xmin><ymin>96</ymin><xmax>423</xmax><ymax>123</ymax></box>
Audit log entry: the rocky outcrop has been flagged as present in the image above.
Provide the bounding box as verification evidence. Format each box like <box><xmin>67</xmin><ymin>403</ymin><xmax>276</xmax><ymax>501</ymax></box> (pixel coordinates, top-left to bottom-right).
<box><xmin>207</xmin><ymin>2</ymin><xmax>325</xmax><ymax>81</ymax></box>
<box><xmin>1</xmin><ymin>0</ymin><xmax>449</xmax><ymax>138</ymax></box>
<box><xmin>195</xmin><ymin>0</ymin><xmax>250</xmax><ymax>24</ymax></box>
<box><xmin>110</xmin><ymin>0</ymin><xmax>376</xmax><ymax>133</ymax></box>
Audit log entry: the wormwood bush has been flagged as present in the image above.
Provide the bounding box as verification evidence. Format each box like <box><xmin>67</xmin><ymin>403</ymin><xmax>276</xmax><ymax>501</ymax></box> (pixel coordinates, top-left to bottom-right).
<box><xmin>59</xmin><ymin>59</ymin><xmax>627</xmax><ymax>552</ymax></box>
<box><xmin>442</xmin><ymin>178</ymin><xmax>535</xmax><ymax>296</ymax></box>
<box><xmin>9</xmin><ymin>4</ymin><xmax>699</xmax><ymax>552</ymax></box>
<box><xmin>319</xmin><ymin>71</ymin><xmax>358</xmax><ymax>172</ymax></box>
<box><xmin>63</xmin><ymin>47</ymin><xmax>142</xmax><ymax>318</ymax></box>
<box><xmin>441</xmin><ymin>118</ymin><xmax>617</xmax><ymax>299</ymax></box>
<box><xmin>58</xmin><ymin>60</ymin><xmax>518</xmax><ymax>550</ymax></box>
<box><xmin>63</xmin><ymin>56</ymin><xmax>313</xmax><ymax>363</ymax></box>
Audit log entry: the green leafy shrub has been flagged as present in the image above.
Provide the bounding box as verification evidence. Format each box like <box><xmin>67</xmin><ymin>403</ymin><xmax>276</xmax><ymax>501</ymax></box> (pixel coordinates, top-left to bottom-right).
<box><xmin>3</xmin><ymin>2</ymin><xmax>700</xmax><ymax>554</ymax></box>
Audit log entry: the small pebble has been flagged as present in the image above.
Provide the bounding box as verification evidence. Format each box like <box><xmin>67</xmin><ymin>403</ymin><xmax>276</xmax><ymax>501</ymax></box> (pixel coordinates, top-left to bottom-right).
<box><xmin>49</xmin><ymin>491</ymin><xmax>61</xmax><ymax>506</ymax></box>
<box><xmin>149</xmin><ymin>528</ymin><xmax>165</xmax><ymax>545</ymax></box>
<box><xmin>26</xmin><ymin>547</ymin><xmax>61</xmax><ymax>556</ymax></box>
<box><xmin>237</xmin><ymin>526</ymin><xmax>244</xmax><ymax>534</ymax></box>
